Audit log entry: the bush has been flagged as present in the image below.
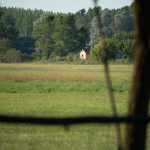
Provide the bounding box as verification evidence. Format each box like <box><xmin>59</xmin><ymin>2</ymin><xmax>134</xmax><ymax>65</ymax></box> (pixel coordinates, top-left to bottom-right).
<box><xmin>90</xmin><ymin>38</ymin><xmax>118</xmax><ymax>62</ymax></box>
<box><xmin>66</xmin><ymin>54</ymin><xmax>73</xmax><ymax>62</ymax></box>
<box><xmin>22</xmin><ymin>53</ymin><xmax>34</xmax><ymax>62</ymax></box>
<box><xmin>3</xmin><ymin>48</ymin><xmax>22</xmax><ymax>63</ymax></box>
<box><xmin>73</xmin><ymin>54</ymin><xmax>79</xmax><ymax>62</ymax></box>
<box><xmin>0</xmin><ymin>38</ymin><xmax>13</xmax><ymax>56</ymax></box>
<box><xmin>31</xmin><ymin>52</ymin><xmax>42</xmax><ymax>60</ymax></box>
<box><xmin>55</xmin><ymin>56</ymin><xmax>62</xmax><ymax>62</ymax></box>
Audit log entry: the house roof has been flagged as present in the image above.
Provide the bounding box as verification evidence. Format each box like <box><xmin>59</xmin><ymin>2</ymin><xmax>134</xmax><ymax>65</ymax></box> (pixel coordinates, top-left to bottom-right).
<box><xmin>82</xmin><ymin>45</ymin><xmax>93</xmax><ymax>54</ymax></box>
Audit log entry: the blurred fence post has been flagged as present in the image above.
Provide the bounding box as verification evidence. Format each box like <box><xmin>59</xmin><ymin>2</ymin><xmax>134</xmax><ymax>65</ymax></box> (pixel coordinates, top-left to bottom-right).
<box><xmin>125</xmin><ymin>0</ymin><xmax>150</xmax><ymax>150</ymax></box>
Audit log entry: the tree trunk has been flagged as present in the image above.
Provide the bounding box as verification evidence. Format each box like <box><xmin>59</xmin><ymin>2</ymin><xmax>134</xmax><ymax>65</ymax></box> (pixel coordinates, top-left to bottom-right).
<box><xmin>125</xmin><ymin>0</ymin><xmax>150</xmax><ymax>150</ymax></box>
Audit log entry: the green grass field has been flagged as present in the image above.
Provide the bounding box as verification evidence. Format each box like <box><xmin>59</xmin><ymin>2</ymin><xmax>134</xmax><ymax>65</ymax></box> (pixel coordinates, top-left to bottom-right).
<box><xmin>0</xmin><ymin>63</ymin><xmax>150</xmax><ymax>150</ymax></box>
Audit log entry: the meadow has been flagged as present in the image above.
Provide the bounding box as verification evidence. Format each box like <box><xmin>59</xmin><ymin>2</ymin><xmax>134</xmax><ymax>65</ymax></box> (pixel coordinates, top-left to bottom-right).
<box><xmin>0</xmin><ymin>63</ymin><xmax>150</xmax><ymax>150</ymax></box>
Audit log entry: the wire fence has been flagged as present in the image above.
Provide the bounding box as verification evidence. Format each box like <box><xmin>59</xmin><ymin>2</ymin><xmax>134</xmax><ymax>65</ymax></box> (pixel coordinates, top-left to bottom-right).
<box><xmin>1</xmin><ymin>115</ymin><xmax>150</xmax><ymax>125</ymax></box>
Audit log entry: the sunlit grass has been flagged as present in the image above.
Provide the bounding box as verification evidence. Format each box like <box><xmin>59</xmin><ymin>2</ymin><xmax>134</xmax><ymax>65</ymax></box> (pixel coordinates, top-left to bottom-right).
<box><xmin>0</xmin><ymin>63</ymin><xmax>134</xmax><ymax>150</ymax></box>
<box><xmin>0</xmin><ymin>93</ymin><xmax>128</xmax><ymax>150</ymax></box>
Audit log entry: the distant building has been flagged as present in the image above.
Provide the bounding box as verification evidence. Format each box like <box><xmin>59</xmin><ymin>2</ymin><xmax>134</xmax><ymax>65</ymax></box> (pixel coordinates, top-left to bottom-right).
<box><xmin>80</xmin><ymin>46</ymin><xmax>123</xmax><ymax>60</ymax></box>
<box><xmin>79</xmin><ymin>45</ymin><xmax>93</xmax><ymax>59</ymax></box>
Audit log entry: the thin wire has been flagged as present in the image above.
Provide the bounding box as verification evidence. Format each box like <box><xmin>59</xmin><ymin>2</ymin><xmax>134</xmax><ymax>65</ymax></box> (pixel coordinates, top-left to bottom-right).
<box><xmin>0</xmin><ymin>115</ymin><xmax>150</xmax><ymax>124</ymax></box>
<box><xmin>93</xmin><ymin>1</ymin><xmax>122</xmax><ymax>150</ymax></box>
<box><xmin>13</xmin><ymin>41</ymin><xmax>36</xmax><ymax>42</ymax></box>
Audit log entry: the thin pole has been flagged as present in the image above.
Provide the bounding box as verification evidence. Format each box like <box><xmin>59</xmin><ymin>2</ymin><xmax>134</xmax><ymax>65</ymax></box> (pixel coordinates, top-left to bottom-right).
<box><xmin>93</xmin><ymin>1</ymin><xmax>122</xmax><ymax>150</ymax></box>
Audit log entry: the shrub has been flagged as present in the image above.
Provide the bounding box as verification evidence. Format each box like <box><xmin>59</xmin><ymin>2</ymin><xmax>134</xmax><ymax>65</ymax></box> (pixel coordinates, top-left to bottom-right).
<box><xmin>22</xmin><ymin>53</ymin><xmax>34</xmax><ymax>62</ymax></box>
<box><xmin>31</xmin><ymin>52</ymin><xmax>42</xmax><ymax>60</ymax></box>
<box><xmin>73</xmin><ymin>54</ymin><xmax>79</xmax><ymax>62</ymax></box>
<box><xmin>3</xmin><ymin>48</ymin><xmax>22</xmax><ymax>63</ymax></box>
<box><xmin>55</xmin><ymin>56</ymin><xmax>62</xmax><ymax>62</ymax></box>
<box><xmin>66</xmin><ymin>54</ymin><xmax>73</xmax><ymax>62</ymax></box>
<box><xmin>90</xmin><ymin>38</ymin><xmax>118</xmax><ymax>62</ymax></box>
<box><xmin>0</xmin><ymin>38</ymin><xmax>13</xmax><ymax>55</ymax></box>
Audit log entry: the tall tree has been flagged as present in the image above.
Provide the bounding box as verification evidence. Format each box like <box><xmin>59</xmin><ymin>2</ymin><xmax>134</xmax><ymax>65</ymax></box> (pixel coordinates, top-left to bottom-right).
<box><xmin>33</xmin><ymin>14</ymin><xmax>55</xmax><ymax>59</ymax></box>
<box><xmin>112</xmin><ymin>31</ymin><xmax>135</xmax><ymax>50</ymax></box>
<box><xmin>54</xmin><ymin>13</ymin><xmax>78</xmax><ymax>55</ymax></box>
<box><xmin>89</xmin><ymin>16</ymin><xmax>100</xmax><ymax>44</ymax></box>
<box><xmin>0</xmin><ymin>22</ymin><xmax>7</xmax><ymax>39</ymax></box>
<box><xmin>109</xmin><ymin>11</ymin><xmax>133</xmax><ymax>34</ymax></box>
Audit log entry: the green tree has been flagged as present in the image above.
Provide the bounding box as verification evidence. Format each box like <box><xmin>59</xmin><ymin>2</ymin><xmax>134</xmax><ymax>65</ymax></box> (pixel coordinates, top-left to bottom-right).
<box><xmin>6</xmin><ymin>25</ymin><xmax>18</xmax><ymax>40</ymax></box>
<box><xmin>3</xmin><ymin>48</ymin><xmax>22</xmax><ymax>63</ymax></box>
<box><xmin>33</xmin><ymin>13</ymin><xmax>89</xmax><ymax>58</ymax></box>
<box><xmin>35</xmin><ymin>41</ymin><xmax>42</xmax><ymax>54</ymax></box>
<box><xmin>109</xmin><ymin>11</ymin><xmax>133</xmax><ymax>34</ymax></box>
<box><xmin>2</xmin><ymin>13</ymin><xmax>16</xmax><ymax>27</ymax></box>
<box><xmin>33</xmin><ymin>14</ymin><xmax>55</xmax><ymax>59</ymax></box>
<box><xmin>0</xmin><ymin>22</ymin><xmax>7</xmax><ymax>39</ymax></box>
<box><xmin>13</xmin><ymin>36</ymin><xmax>36</xmax><ymax>54</ymax></box>
<box><xmin>122</xmin><ymin>38</ymin><xmax>135</xmax><ymax>59</ymax></box>
<box><xmin>77</xmin><ymin>26</ymin><xmax>90</xmax><ymax>50</ymax></box>
<box><xmin>90</xmin><ymin>38</ymin><xmax>118</xmax><ymax>61</ymax></box>
<box><xmin>112</xmin><ymin>31</ymin><xmax>134</xmax><ymax>50</ymax></box>
<box><xmin>0</xmin><ymin>38</ymin><xmax>13</xmax><ymax>55</ymax></box>
<box><xmin>54</xmin><ymin>13</ymin><xmax>78</xmax><ymax>56</ymax></box>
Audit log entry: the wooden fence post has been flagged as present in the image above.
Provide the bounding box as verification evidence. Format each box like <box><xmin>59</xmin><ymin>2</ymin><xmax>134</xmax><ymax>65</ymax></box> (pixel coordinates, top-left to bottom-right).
<box><xmin>125</xmin><ymin>0</ymin><xmax>150</xmax><ymax>150</ymax></box>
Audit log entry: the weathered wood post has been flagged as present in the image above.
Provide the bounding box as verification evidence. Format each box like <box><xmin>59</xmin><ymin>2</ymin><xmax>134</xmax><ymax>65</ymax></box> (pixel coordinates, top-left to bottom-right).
<box><xmin>125</xmin><ymin>0</ymin><xmax>150</xmax><ymax>150</ymax></box>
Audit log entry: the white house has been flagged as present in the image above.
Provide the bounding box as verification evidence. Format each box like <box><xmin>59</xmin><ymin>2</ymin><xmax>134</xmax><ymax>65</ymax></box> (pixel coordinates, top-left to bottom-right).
<box><xmin>79</xmin><ymin>45</ymin><xmax>93</xmax><ymax>59</ymax></box>
<box><xmin>80</xmin><ymin>46</ymin><xmax>123</xmax><ymax>60</ymax></box>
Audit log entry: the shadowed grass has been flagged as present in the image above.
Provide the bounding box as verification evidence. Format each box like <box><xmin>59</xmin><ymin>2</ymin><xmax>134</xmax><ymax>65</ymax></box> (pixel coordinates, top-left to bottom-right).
<box><xmin>0</xmin><ymin>93</ymin><xmax>128</xmax><ymax>150</ymax></box>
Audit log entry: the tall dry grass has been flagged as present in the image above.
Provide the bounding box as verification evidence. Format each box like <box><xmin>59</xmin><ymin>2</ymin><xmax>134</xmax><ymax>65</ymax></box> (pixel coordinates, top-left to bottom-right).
<box><xmin>0</xmin><ymin>72</ymin><xmax>105</xmax><ymax>82</ymax></box>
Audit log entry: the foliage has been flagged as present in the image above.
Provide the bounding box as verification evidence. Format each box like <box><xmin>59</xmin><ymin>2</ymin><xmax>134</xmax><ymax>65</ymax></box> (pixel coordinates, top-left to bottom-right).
<box><xmin>33</xmin><ymin>14</ymin><xmax>55</xmax><ymax>59</ymax></box>
<box><xmin>101</xmin><ymin>9</ymin><xmax>112</xmax><ymax>37</ymax></box>
<box><xmin>31</xmin><ymin>52</ymin><xmax>42</xmax><ymax>60</ymax></box>
<box><xmin>0</xmin><ymin>3</ymin><xmax>135</xmax><ymax>61</ymax></box>
<box><xmin>6</xmin><ymin>25</ymin><xmax>18</xmax><ymax>40</ymax></box>
<box><xmin>33</xmin><ymin>13</ymin><xmax>89</xmax><ymax>58</ymax></box>
<box><xmin>13</xmin><ymin>36</ymin><xmax>36</xmax><ymax>54</ymax></box>
<box><xmin>89</xmin><ymin>16</ymin><xmax>100</xmax><ymax>45</ymax></box>
<box><xmin>109</xmin><ymin>11</ymin><xmax>133</xmax><ymax>34</ymax></box>
<box><xmin>66</xmin><ymin>53</ymin><xmax>73</xmax><ymax>62</ymax></box>
<box><xmin>0</xmin><ymin>38</ymin><xmax>13</xmax><ymax>55</ymax></box>
<box><xmin>0</xmin><ymin>22</ymin><xmax>7</xmax><ymax>39</ymax></box>
<box><xmin>112</xmin><ymin>31</ymin><xmax>134</xmax><ymax>50</ymax></box>
<box><xmin>3</xmin><ymin>48</ymin><xmax>22</xmax><ymax>63</ymax></box>
<box><xmin>90</xmin><ymin>38</ymin><xmax>118</xmax><ymax>61</ymax></box>
<box><xmin>76</xmin><ymin>26</ymin><xmax>90</xmax><ymax>51</ymax></box>
<box><xmin>53</xmin><ymin>13</ymin><xmax>78</xmax><ymax>56</ymax></box>
<box><xmin>122</xmin><ymin>39</ymin><xmax>135</xmax><ymax>59</ymax></box>
<box><xmin>21</xmin><ymin>53</ymin><xmax>34</xmax><ymax>62</ymax></box>
<box><xmin>35</xmin><ymin>41</ymin><xmax>42</xmax><ymax>54</ymax></box>
<box><xmin>2</xmin><ymin>13</ymin><xmax>15</xmax><ymax>27</ymax></box>
<box><xmin>1</xmin><ymin>7</ymin><xmax>45</xmax><ymax>37</ymax></box>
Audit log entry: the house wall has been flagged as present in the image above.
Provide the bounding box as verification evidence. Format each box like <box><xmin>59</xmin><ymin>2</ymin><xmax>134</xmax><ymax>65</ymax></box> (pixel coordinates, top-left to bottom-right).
<box><xmin>86</xmin><ymin>54</ymin><xmax>90</xmax><ymax>59</ymax></box>
<box><xmin>80</xmin><ymin>50</ymin><xmax>86</xmax><ymax>59</ymax></box>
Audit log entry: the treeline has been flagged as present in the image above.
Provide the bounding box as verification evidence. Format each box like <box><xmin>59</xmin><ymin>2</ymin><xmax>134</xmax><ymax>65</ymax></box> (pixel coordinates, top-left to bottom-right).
<box><xmin>0</xmin><ymin>3</ymin><xmax>134</xmax><ymax>63</ymax></box>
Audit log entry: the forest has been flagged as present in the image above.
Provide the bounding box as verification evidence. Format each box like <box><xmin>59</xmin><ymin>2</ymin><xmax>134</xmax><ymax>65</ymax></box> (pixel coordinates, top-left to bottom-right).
<box><xmin>0</xmin><ymin>2</ymin><xmax>135</xmax><ymax>63</ymax></box>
